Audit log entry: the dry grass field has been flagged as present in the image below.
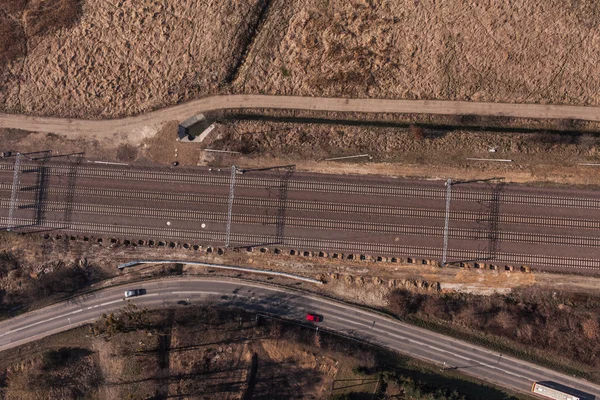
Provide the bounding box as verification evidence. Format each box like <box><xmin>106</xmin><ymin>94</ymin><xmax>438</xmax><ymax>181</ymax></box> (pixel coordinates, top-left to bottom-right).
<box><xmin>238</xmin><ymin>0</ymin><xmax>600</xmax><ymax>106</ymax></box>
<box><xmin>1</xmin><ymin>0</ymin><xmax>600</xmax><ymax>119</ymax></box>
<box><xmin>0</xmin><ymin>0</ymin><xmax>261</xmax><ymax>118</ymax></box>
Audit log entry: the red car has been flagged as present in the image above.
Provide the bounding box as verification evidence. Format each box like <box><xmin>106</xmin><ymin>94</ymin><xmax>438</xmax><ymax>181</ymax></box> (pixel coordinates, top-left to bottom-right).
<box><xmin>306</xmin><ymin>313</ymin><xmax>323</xmax><ymax>322</ymax></box>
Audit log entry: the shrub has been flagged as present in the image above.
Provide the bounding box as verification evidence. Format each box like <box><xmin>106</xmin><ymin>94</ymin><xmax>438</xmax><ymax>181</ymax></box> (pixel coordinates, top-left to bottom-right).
<box><xmin>0</xmin><ymin>12</ymin><xmax>26</xmax><ymax>65</ymax></box>
<box><xmin>409</xmin><ymin>124</ymin><xmax>425</xmax><ymax>141</ymax></box>
<box><xmin>23</xmin><ymin>0</ymin><xmax>82</xmax><ymax>37</ymax></box>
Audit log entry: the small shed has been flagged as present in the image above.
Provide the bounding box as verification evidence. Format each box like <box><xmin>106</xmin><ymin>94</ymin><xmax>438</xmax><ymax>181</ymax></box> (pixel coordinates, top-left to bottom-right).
<box><xmin>178</xmin><ymin>114</ymin><xmax>210</xmax><ymax>140</ymax></box>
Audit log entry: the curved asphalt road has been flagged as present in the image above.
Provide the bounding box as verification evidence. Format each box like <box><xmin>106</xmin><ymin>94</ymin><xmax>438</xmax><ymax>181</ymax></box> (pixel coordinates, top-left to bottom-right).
<box><xmin>1</xmin><ymin>95</ymin><xmax>600</xmax><ymax>140</ymax></box>
<box><xmin>0</xmin><ymin>278</ymin><xmax>598</xmax><ymax>398</ymax></box>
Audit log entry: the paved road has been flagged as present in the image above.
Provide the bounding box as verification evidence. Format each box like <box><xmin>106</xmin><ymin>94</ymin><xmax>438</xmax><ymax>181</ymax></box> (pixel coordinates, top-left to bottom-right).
<box><xmin>1</xmin><ymin>161</ymin><xmax>599</xmax><ymax>272</ymax></box>
<box><xmin>0</xmin><ymin>278</ymin><xmax>598</xmax><ymax>398</ymax></box>
<box><xmin>1</xmin><ymin>95</ymin><xmax>600</xmax><ymax>140</ymax></box>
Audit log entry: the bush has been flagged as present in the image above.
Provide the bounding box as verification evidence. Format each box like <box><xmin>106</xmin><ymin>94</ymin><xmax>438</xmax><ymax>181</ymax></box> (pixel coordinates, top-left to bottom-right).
<box><xmin>0</xmin><ymin>12</ymin><xmax>26</xmax><ymax>66</ymax></box>
<box><xmin>409</xmin><ymin>124</ymin><xmax>425</xmax><ymax>141</ymax></box>
<box><xmin>23</xmin><ymin>0</ymin><xmax>82</xmax><ymax>37</ymax></box>
<box><xmin>0</xmin><ymin>0</ymin><xmax>28</xmax><ymax>14</ymax></box>
<box><xmin>387</xmin><ymin>288</ymin><xmax>600</xmax><ymax>370</ymax></box>
<box><xmin>577</xmin><ymin>134</ymin><xmax>599</xmax><ymax>151</ymax></box>
<box><xmin>42</xmin><ymin>348</ymin><xmax>94</xmax><ymax>371</ymax></box>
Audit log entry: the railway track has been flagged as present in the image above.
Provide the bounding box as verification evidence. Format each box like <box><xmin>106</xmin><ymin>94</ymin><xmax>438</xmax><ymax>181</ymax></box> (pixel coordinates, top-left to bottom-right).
<box><xmin>2</xmin><ymin>163</ymin><xmax>600</xmax><ymax>209</ymax></box>
<box><xmin>5</xmin><ymin>199</ymin><xmax>600</xmax><ymax>249</ymax></box>
<box><xmin>3</xmin><ymin>184</ymin><xmax>600</xmax><ymax>230</ymax></box>
<box><xmin>2</xmin><ymin>216</ymin><xmax>599</xmax><ymax>270</ymax></box>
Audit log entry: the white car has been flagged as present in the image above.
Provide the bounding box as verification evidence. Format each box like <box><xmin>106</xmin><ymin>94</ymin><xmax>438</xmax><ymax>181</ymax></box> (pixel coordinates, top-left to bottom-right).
<box><xmin>124</xmin><ymin>289</ymin><xmax>146</xmax><ymax>298</ymax></box>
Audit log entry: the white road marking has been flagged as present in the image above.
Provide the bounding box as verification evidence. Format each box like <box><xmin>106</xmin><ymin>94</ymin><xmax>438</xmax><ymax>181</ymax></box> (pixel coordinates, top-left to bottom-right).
<box><xmin>171</xmin><ymin>291</ymin><xmax>221</xmax><ymax>295</ymax></box>
<box><xmin>337</xmin><ymin>316</ymin><xmax>533</xmax><ymax>381</ymax></box>
<box><xmin>0</xmin><ymin>308</ymin><xmax>82</xmax><ymax>337</ymax></box>
<box><xmin>100</xmin><ymin>299</ymin><xmax>122</xmax><ymax>306</ymax></box>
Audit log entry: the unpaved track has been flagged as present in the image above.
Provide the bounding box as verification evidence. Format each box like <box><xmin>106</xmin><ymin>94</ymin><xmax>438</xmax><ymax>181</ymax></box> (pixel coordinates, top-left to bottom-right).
<box><xmin>1</xmin><ymin>95</ymin><xmax>600</xmax><ymax>140</ymax></box>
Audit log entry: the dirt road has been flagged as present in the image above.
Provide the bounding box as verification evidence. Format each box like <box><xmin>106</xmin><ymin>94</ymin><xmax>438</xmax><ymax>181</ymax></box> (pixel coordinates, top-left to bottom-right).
<box><xmin>1</xmin><ymin>95</ymin><xmax>600</xmax><ymax>144</ymax></box>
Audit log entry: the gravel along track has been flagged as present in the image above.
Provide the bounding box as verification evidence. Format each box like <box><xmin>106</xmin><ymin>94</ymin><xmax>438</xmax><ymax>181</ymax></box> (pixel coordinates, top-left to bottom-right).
<box><xmin>0</xmin><ymin>161</ymin><xmax>599</xmax><ymax>272</ymax></box>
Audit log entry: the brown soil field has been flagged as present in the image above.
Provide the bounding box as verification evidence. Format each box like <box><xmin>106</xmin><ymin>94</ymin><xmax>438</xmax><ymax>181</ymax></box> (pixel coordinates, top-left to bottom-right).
<box><xmin>1</xmin><ymin>0</ymin><xmax>600</xmax><ymax>119</ymax></box>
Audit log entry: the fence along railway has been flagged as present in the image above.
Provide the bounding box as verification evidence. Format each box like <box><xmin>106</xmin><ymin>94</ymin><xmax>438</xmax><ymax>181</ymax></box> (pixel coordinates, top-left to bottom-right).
<box><xmin>0</xmin><ymin>159</ymin><xmax>599</xmax><ymax>272</ymax></box>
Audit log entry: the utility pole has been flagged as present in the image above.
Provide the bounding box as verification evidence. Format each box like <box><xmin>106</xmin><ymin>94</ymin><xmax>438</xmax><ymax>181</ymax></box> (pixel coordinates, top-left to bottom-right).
<box><xmin>442</xmin><ymin>178</ymin><xmax>452</xmax><ymax>266</ymax></box>
<box><xmin>225</xmin><ymin>165</ymin><xmax>237</xmax><ymax>247</ymax></box>
<box><xmin>7</xmin><ymin>153</ymin><xmax>22</xmax><ymax>231</ymax></box>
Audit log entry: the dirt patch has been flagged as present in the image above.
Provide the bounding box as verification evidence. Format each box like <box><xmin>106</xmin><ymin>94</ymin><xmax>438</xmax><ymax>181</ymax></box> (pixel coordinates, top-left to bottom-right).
<box><xmin>143</xmin><ymin>121</ymin><xmax>179</xmax><ymax>165</ymax></box>
<box><xmin>200</xmin><ymin>115</ymin><xmax>600</xmax><ymax>187</ymax></box>
<box><xmin>115</xmin><ymin>143</ymin><xmax>138</xmax><ymax>162</ymax></box>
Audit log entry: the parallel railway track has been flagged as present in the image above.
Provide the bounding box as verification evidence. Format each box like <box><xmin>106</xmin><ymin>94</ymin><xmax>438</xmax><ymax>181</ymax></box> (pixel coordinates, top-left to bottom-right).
<box><xmin>2</xmin><ymin>163</ymin><xmax>600</xmax><ymax>209</ymax></box>
<box><xmin>4</xmin><ymin>200</ymin><xmax>600</xmax><ymax>248</ymax></box>
<box><xmin>2</xmin><ymin>162</ymin><xmax>599</xmax><ymax>271</ymax></box>
<box><xmin>2</xmin><ymin>184</ymin><xmax>600</xmax><ymax>231</ymax></box>
<box><xmin>1</xmin><ymin>217</ymin><xmax>599</xmax><ymax>270</ymax></box>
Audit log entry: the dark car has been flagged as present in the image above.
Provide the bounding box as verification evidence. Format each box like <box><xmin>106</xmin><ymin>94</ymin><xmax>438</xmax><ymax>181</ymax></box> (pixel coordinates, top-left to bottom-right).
<box><xmin>124</xmin><ymin>289</ymin><xmax>146</xmax><ymax>298</ymax></box>
<box><xmin>306</xmin><ymin>313</ymin><xmax>323</xmax><ymax>322</ymax></box>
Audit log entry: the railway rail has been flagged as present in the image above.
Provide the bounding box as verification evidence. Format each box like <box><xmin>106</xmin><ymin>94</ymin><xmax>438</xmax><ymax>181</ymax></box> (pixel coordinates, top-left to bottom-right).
<box><xmin>3</xmin><ymin>199</ymin><xmax>600</xmax><ymax>249</ymax></box>
<box><xmin>2</xmin><ymin>163</ymin><xmax>600</xmax><ymax>209</ymax></box>
<box><xmin>0</xmin><ymin>184</ymin><xmax>596</xmax><ymax>230</ymax></box>
<box><xmin>1</xmin><ymin>160</ymin><xmax>599</xmax><ymax>272</ymax></box>
<box><xmin>1</xmin><ymin>217</ymin><xmax>599</xmax><ymax>270</ymax></box>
